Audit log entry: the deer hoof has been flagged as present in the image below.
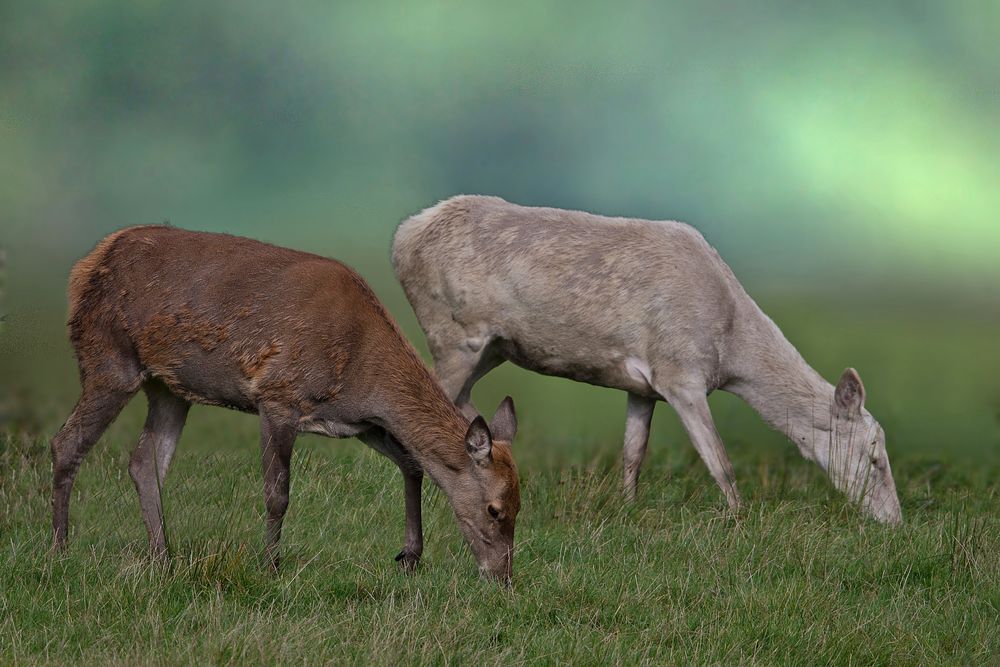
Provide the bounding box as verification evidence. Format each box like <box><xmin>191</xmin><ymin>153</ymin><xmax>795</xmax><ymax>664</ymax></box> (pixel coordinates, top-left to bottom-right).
<box><xmin>394</xmin><ymin>549</ymin><xmax>421</xmax><ymax>573</ymax></box>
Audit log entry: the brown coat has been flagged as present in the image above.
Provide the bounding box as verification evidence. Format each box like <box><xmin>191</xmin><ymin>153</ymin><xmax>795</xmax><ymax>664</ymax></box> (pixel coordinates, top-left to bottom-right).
<box><xmin>52</xmin><ymin>226</ymin><xmax>520</xmax><ymax>580</ymax></box>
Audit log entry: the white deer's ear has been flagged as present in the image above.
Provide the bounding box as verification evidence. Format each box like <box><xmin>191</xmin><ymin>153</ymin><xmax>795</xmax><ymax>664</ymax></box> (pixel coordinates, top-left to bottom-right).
<box><xmin>834</xmin><ymin>368</ymin><xmax>866</xmax><ymax>418</ymax></box>
<box><xmin>465</xmin><ymin>416</ymin><xmax>493</xmax><ymax>463</ymax></box>
<box><xmin>489</xmin><ymin>396</ymin><xmax>517</xmax><ymax>443</ymax></box>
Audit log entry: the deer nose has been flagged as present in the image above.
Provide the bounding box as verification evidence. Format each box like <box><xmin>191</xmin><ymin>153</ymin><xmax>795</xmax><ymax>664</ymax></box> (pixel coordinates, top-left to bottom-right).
<box><xmin>479</xmin><ymin>553</ymin><xmax>513</xmax><ymax>585</ymax></box>
<box><xmin>484</xmin><ymin>570</ymin><xmax>512</xmax><ymax>587</ymax></box>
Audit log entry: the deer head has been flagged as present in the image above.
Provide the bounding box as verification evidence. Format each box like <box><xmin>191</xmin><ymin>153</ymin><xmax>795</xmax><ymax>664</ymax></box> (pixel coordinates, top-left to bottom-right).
<box><xmin>449</xmin><ymin>397</ymin><xmax>520</xmax><ymax>582</ymax></box>
<box><xmin>807</xmin><ymin>369</ymin><xmax>902</xmax><ymax>524</ymax></box>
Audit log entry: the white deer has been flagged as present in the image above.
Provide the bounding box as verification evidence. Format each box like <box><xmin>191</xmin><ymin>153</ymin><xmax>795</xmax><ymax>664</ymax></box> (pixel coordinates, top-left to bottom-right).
<box><xmin>392</xmin><ymin>195</ymin><xmax>901</xmax><ymax>524</ymax></box>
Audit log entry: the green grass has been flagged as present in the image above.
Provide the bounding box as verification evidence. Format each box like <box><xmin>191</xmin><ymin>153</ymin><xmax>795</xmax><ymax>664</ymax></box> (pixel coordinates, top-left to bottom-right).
<box><xmin>2</xmin><ymin>303</ymin><xmax>999</xmax><ymax>664</ymax></box>
<box><xmin>2</xmin><ymin>415</ymin><xmax>998</xmax><ymax>664</ymax></box>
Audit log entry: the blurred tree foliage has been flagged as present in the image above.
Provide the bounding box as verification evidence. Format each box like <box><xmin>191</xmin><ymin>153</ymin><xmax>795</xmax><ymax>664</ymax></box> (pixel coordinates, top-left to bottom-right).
<box><xmin>0</xmin><ymin>0</ymin><xmax>997</xmax><ymax>461</ymax></box>
<box><xmin>2</xmin><ymin>1</ymin><xmax>996</xmax><ymax>290</ymax></box>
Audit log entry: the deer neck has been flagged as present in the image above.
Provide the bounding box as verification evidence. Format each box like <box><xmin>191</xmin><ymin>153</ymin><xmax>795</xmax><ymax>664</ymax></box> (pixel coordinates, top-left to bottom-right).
<box><xmin>371</xmin><ymin>347</ymin><xmax>471</xmax><ymax>489</ymax></box>
<box><xmin>725</xmin><ymin>310</ymin><xmax>836</xmax><ymax>449</ymax></box>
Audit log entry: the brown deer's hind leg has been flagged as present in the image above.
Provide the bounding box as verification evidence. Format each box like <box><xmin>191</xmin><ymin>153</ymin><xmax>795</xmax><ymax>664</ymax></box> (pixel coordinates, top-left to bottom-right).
<box><xmin>51</xmin><ymin>379</ymin><xmax>139</xmax><ymax>549</ymax></box>
<box><xmin>128</xmin><ymin>380</ymin><xmax>190</xmax><ymax>559</ymax></box>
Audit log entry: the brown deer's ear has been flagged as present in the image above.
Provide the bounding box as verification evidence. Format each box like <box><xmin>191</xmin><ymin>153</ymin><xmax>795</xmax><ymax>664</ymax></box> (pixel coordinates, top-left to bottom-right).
<box><xmin>834</xmin><ymin>368</ymin><xmax>866</xmax><ymax>418</ymax></box>
<box><xmin>489</xmin><ymin>396</ymin><xmax>517</xmax><ymax>443</ymax></box>
<box><xmin>465</xmin><ymin>416</ymin><xmax>493</xmax><ymax>463</ymax></box>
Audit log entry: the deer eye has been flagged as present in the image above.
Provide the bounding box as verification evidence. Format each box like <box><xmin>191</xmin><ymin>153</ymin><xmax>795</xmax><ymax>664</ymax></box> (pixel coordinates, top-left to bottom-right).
<box><xmin>487</xmin><ymin>504</ymin><xmax>501</xmax><ymax>520</ymax></box>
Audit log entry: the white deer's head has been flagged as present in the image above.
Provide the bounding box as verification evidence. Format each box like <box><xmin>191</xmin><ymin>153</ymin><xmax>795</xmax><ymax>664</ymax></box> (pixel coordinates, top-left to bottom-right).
<box><xmin>806</xmin><ymin>369</ymin><xmax>902</xmax><ymax>524</ymax></box>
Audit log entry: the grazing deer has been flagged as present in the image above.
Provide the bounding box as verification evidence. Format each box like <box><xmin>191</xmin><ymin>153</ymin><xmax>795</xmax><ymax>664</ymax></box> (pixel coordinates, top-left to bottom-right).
<box><xmin>392</xmin><ymin>195</ymin><xmax>902</xmax><ymax>524</ymax></box>
<box><xmin>51</xmin><ymin>226</ymin><xmax>521</xmax><ymax>581</ymax></box>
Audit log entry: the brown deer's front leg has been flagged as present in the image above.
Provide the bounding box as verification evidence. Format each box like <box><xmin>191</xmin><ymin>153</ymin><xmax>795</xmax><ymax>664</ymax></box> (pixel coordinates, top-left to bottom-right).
<box><xmin>395</xmin><ymin>467</ymin><xmax>424</xmax><ymax>572</ymax></box>
<box><xmin>259</xmin><ymin>406</ymin><xmax>298</xmax><ymax>572</ymax></box>
<box><xmin>358</xmin><ymin>429</ymin><xmax>424</xmax><ymax>571</ymax></box>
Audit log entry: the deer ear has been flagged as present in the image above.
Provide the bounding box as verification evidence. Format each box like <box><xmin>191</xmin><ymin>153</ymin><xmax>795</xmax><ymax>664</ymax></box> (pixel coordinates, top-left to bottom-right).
<box><xmin>465</xmin><ymin>416</ymin><xmax>493</xmax><ymax>463</ymax></box>
<box><xmin>834</xmin><ymin>368</ymin><xmax>866</xmax><ymax>418</ymax></box>
<box><xmin>489</xmin><ymin>396</ymin><xmax>517</xmax><ymax>443</ymax></box>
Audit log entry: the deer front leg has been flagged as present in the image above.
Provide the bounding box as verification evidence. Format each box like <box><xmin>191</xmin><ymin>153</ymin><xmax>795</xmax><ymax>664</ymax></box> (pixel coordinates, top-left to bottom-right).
<box><xmin>666</xmin><ymin>389</ymin><xmax>743</xmax><ymax>511</ymax></box>
<box><xmin>394</xmin><ymin>467</ymin><xmax>424</xmax><ymax>572</ymax></box>
<box><xmin>623</xmin><ymin>393</ymin><xmax>655</xmax><ymax>502</ymax></box>
<box><xmin>358</xmin><ymin>429</ymin><xmax>424</xmax><ymax>572</ymax></box>
<box><xmin>431</xmin><ymin>335</ymin><xmax>502</xmax><ymax>419</ymax></box>
<box><xmin>259</xmin><ymin>406</ymin><xmax>297</xmax><ymax>572</ymax></box>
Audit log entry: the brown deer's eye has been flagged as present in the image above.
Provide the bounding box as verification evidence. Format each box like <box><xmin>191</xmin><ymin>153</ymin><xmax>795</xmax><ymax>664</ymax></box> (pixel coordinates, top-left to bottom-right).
<box><xmin>488</xmin><ymin>504</ymin><xmax>501</xmax><ymax>520</ymax></box>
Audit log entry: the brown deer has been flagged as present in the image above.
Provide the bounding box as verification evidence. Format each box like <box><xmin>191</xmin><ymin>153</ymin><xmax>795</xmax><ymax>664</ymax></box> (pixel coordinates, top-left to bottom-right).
<box><xmin>51</xmin><ymin>226</ymin><xmax>521</xmax><ymax>581</ymax></box>
<box><xmin>393</xmin><ymin>195</ymin><xmax>902</xmax><ymax>524</ymax></box>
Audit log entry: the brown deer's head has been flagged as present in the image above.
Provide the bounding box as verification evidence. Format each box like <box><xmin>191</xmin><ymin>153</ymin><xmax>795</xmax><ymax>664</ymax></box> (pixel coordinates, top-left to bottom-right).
<box><xmin>451</xmin><ymin>397</ymin><xmax>520</xmax><ymax>583</ymax></box>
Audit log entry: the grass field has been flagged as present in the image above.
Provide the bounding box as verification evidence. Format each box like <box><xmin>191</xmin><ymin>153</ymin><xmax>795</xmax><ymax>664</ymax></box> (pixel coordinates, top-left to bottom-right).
<box><xmin>1</xmin><ymin>301</ymin><xmax>998</xmax><ymax>664</ymax></box>
<box><xmin>3</xmin><ymin>1</ymin><xmax>997</xmax><ymax>662</ymax></box>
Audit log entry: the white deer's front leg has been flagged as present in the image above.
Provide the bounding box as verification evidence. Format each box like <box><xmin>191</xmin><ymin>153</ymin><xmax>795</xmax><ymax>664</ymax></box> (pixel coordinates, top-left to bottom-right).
<box><xmin>432</xmin><ymin>338</ymin><xmax>502</xmax><ymax>419</ymax></box>
<box><xmin>622</xmin><ymin>393</ymin><xmax>655</xmax><ymax>501</ymax></box>
<box><xmin>666</xmin><ymin>389</ymin><xmax>743</xmax><ymax>511</ymax></box>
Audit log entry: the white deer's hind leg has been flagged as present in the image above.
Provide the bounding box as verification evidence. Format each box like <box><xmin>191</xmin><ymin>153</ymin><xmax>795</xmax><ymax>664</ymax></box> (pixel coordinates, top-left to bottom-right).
<box><xmin>622</xmin><ymin>393</ymin><xmax>655</xmax><ymax>501</ymax></box>
<box><xmin>664</xmin><ymin>388</ymin><xmax>742</xmax><ymax>511</ymax></box>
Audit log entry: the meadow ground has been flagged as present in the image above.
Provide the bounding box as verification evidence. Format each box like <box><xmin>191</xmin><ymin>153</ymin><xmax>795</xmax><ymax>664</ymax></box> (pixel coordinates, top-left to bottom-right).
<box><xmin>1</xmin><ymin>302</ymin><xmax>998</xmax><ymax>665</ymax></box>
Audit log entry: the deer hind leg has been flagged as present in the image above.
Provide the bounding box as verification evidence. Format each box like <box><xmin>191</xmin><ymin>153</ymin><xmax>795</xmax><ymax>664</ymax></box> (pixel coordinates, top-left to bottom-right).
<box><xmin>662</xmin><ymin>386</ymin><xmax>743</xmax><ymax>511</ymax></box>
<box><xmin>358</xmin><ymin>428</ymin><xmax>424</xmax><ymax>572</ymax></box>
<box><xmin>258</xmin><ymin>406</ymin><xmax>297</xmax><ymax>572</ymax></box>
<box><xmin>51</xmin><ymin>367</ymin><xmax>140</xmax><ymax>549</ymax></box>
<box><xmin>128</xmin><ymin>380</ymin><xmax>190</xmax><ymax>559</ymax></box>
<box><xmin>623</xmin><ymin>393</ymin><xmax>656</xmax><ymax>502</ymax></box>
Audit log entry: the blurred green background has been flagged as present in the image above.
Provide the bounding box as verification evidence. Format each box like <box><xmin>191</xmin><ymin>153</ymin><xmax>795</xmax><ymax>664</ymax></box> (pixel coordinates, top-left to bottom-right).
<box><xmin>1</xmin><ymin>1</ymin><xmax>998</xmax><ymax>467</ymax></box>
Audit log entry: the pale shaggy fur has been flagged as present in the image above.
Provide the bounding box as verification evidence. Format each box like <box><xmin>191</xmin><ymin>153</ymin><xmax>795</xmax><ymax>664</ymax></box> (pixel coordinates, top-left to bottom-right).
<box><xmin>393</xmin><ymin>195</ymin><xmax>902</xmax><ymax>524</ymax></box>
